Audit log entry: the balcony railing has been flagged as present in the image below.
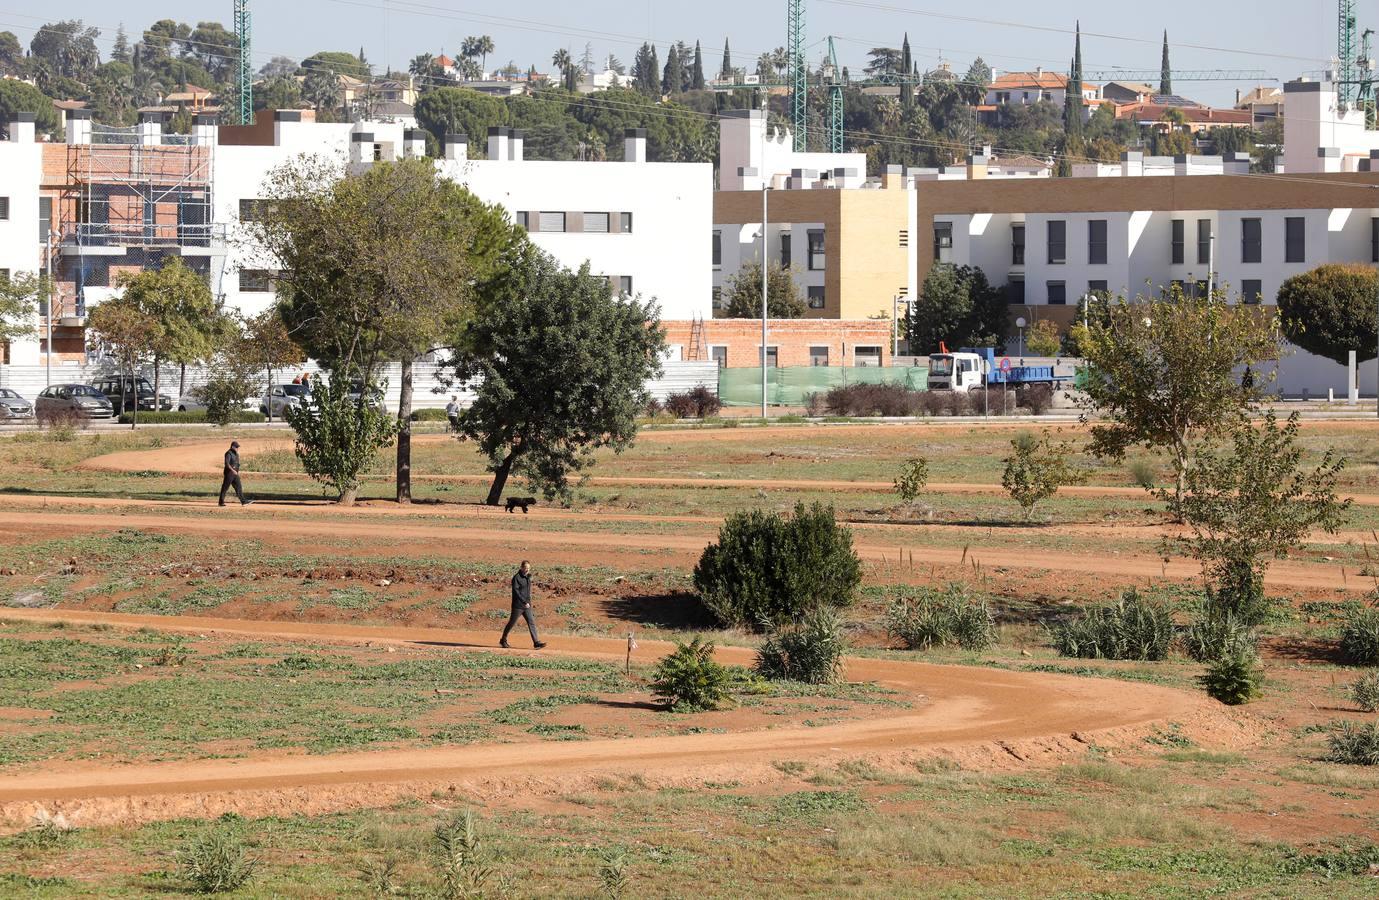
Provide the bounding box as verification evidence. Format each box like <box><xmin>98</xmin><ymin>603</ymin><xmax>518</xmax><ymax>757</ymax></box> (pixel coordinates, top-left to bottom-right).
<box><xmin>59</xmin><ymin>222</ymin><xmax>227</xmax><ymax>249</ymax></box>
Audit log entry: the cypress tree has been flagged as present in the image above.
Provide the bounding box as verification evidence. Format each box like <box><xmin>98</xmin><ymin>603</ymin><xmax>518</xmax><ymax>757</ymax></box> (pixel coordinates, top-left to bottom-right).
<box><xmin>1160</xmin><ymin>31</ymin><xmax>1172</xmax><ymax>95</ymax></box>
<box><xmin>900</xmin><ymin>33</ymin><xmax>913</xmax><ymax>108</ymax></box>
<box><xmin>692</xmin><ymin>40</ymin><xmax>706</xmax><ymax>90</ymax></box>
<box><xmin>721</xmin><ymin>38</ymin><xmax>733</xmax><ymax>80</ymax></box>
<box><xmin>663</xmin><ymin>44</ymin><xmax>682</xmax><ymax>95</ymax></box>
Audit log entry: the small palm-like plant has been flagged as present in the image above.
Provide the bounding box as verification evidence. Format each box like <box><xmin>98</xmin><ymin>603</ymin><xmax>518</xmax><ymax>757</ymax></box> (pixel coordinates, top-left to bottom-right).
<box><xmin>433</xmin><ymin>809</ymin><xmax>491</xmax><ymax>900</ymax></box>
<box><xmin>177</xmin><ymin>828</ymin><xmax>257</xmax><ymax>894</ymax></box>
<box><xmin>1199</xmin><ymin>645</ymin><xmax>1263</xmax><ymax>706</ymax></box>
<box><xmin>651</xmin><ymin>636</ymin><xmax>730</xmax><ymax>711</ymax></box>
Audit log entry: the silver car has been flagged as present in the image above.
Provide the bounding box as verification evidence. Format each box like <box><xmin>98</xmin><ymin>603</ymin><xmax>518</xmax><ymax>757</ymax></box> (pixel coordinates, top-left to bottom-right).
<box><xmin>260</xmin><ymin>383</ymin><xmax>313</xmax><ymax>417</ymax></box>
<box><xmin>0</xmin><ymin>388</ymin><xmax>34</xmax><ymax>420</ymax></box>
<box><xmin>35</xmin><ymin>384</ymin><xmax>115</xmax><ymax>419</ymax></box>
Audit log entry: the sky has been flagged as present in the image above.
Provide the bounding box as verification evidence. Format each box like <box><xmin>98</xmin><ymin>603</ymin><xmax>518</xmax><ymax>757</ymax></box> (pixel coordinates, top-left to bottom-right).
<box><xmin>0</xmin><ymin>0</ymin><xmax>1341</xmax><ymax>107</ymax></box>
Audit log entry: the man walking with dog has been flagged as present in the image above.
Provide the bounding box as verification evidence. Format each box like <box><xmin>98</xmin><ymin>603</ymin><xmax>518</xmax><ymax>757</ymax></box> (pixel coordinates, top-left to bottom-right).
<box><xmin>500</xmin><ymin>560</ymin><xmax>546</xmax><ymax>650</ymax></box>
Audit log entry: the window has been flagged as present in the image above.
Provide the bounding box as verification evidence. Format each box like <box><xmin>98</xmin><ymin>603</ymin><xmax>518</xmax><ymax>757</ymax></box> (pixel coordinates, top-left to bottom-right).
<box><xmin>1088</xmin><ymin>219</ymin><xmax>1107</xmax><ymax>265</ymax></box>
<box><xmin>854</xmin><ymin>346</ymin><xmax>882</xmax><ymax>368</ymax></box>
<box><xmin>1006</xmin><ymin>276</ymin><xmax>1025</xmax><ymax>305</ymax></box>
<box><xmin>38</xmin><ymin>196</ymin><xmax>51</xmax><ymax>244</ymax></box>
<box><xmin>710</xmin><ymin>346</ymin><xmax>728</xmax><ymax>368</ymax></box>
<box><xmin>239</xmin><ymin>270</ymin><xmax>275</xmax><ymax>292</ymax></box>
<box><xmin>1171</xmin><ymin>219</ymin><xmax>1185</xmax><ymax>264</ymax></box>
<box><xmin>1047</xmin><ymin>281</ymin><xmax>1067</xmax><ymax>305</ymax></box>
<box><xmin>238</xmin><ymin>199</ymin><xmax>264</xmax><ymax>222</ymax></box>
<box><xmin>0</xmin><ymin>196</ymin><xmax>9</xmax><ymax>220</ymax></box>
<box><xmin>712</xmin><ymin>230</ymin><xmax>722</xmax><ymax>268</ymax></box>
<box><xmin>1197</xmin><ymin>219</ymin><xmax>1212</xmax><ymax>265</ymax></box>
<box><xmin>1284</xmin><ymin>217</ymin><xmax>1305</xmax><ymax>263</ymax></box>
<box><xmin>1047</xmin><ymin>220</ymin><xmax>1066</xmax><ymax>264</ymax></box>
<box><xmin>1011</xmin><ymin>224</ymin><xmax>1025</xmax><ymax>265</ymax></box>
<box><xmin>934</xmin><ymin>222</ymin><xmax>954</xmax><ymax>263</ymax></box>
<box><xmin>618</xmin><ymin>276</ymin><xmax>633</xmax><ymax>296</ymax></box>
<box><xmin>538</xmin><ymin>212</ymin><xmax>566</xmax><ymax>233</ymax></box>
<box><xmin>898</xmin><ymin>229</ymin><xmax>909</xmax><ymax>248</ymax></box>
<box><xmin>620</xmin><ymin>212</ymin><xmax>633</xmax><ymax>233</ymax></box>
<box><xmin>1242</xmin><ymin>217</ymin><xmax>1262</xmax><ymax>263</ymax></box>
<box><xmin>809</xmin><ymin>346</ymin><xmax>830</xmax><ymax>367</ymax></box>
<box><xmin>807</xmin><ymin>286</ymin><xmax>825</xmax><ymax>310</ymax></box>
<box><xmin>807</xmin><ymin>229</ymin><xmax>825</xmax><ymax>270</ymax></box>
<box><xmin>781</xmin><ymin>234</ymin><xmax>792</xmax><ymax>269</ymax></box>
<box><xmin>515</xmin><ymin>211</ymin><xmax>528</xmax><ymax>231</ymax></box>
<box><xmin>1241</xmin><ymin>279</ymin><xmax>1263</xmax><ymax>305</ymax></box>
<box><xmin>583</xmin><ymin>212</ymin><xmax>610</xmax><ymax>233</ymax></box>
<box><xmin>711</xmin><ymin>287</ymin><xmax>723</xmax><ymax>310</ymax></box>
<box><xmin>762</xmin><ymin>346</ymin><xmax>779</xmax><ymax>368</ymax></box>
<box><xmin>1088</xmin><ymin>279</ymin><xmax>1108</xmax><ymax>296</ymax></box>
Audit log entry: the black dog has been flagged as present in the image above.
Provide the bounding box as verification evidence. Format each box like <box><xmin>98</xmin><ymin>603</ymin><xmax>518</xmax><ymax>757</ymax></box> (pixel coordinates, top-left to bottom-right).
<box><xmin>505</xmin><ymin>496</ymin><xmax>537</xmax><ymax>514</ymax></box>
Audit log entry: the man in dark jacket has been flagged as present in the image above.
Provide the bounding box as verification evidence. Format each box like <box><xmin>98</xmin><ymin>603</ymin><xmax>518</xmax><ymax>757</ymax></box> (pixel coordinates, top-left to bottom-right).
<box><xmin>500</xmin><ymin>560</ymin><xmax>545</xmax><ymax>649</ymax></box>
<box><xmin>218</xmin><ymin>440</ymin><xmax>253</xmax><ymax>507</ymax></box>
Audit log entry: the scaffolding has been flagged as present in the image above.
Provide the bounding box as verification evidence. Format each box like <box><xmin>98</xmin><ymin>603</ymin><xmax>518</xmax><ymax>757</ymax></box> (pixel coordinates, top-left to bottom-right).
<box><xmin>50</xmin><ymin>125</ymin><xmax>219</xmax><ymax>324</ymax></box>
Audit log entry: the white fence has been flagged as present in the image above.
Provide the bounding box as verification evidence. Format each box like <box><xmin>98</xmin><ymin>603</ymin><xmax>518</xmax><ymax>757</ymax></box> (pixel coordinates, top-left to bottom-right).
<box><xmin>0</xmin><ymin>360</ymin><xmax>720</xmax><ymax>411</ymax></box>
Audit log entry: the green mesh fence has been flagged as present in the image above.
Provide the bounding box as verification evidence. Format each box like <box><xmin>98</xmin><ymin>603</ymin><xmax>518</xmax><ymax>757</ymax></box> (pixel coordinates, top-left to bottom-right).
<box><xmin>717</xmin><ymin>366</ymin><xmax>930</xmax><ymax>407</ymax></box>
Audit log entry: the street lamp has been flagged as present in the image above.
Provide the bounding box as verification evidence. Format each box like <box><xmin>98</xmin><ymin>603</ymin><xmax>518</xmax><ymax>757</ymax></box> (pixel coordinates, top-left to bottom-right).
<box><xmin>759</xmin><ymin>92</ymin><xmax>770</xmax><ymax>419</ymax></box>
<box><xmin>1015</xmin><ymin>316</ymin><xmax>1026</xmax><ymax>357</ymax></box>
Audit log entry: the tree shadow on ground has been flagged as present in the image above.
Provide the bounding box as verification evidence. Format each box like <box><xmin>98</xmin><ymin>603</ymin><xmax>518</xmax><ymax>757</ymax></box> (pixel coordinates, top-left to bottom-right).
<box><xmin>598</xmin><ymin>591</ymin><xmax>717</xmax><ymax>630</ymax></box>
<box><xmin>1262</xmin><ymin>635</ymin><xmax>1349</xmax><ymax>665</ymax></box>
<box><xmin>594</xmin><ymin>699</ymin><xmax>661</xmax><ymax>712</ymax></box>
<box><xmin>0</xmin><ymin>486</ymin><xmax>334</xmax><ymax>505</ymax></box>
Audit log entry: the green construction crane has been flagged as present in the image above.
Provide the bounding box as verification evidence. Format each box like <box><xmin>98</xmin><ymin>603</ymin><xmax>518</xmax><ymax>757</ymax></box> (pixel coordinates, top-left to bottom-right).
<box><xmin>788</xmin><ymin>0</ymin><xmax>807</xmax><ymax>151</ymax></box>
<box><xmin>235</xmin><ymin>0</ymin><xmax>252</xmax><ymax>124</ymax></box>
<box><xmin>1339</xmin><ymin>0</ymin><xmax>1358</xmax><ymax>108</ymax></box>
<box><xmin>825</xmin><ymin>36</ymin><xmax>843</xmax><ymax>153</ymax></box>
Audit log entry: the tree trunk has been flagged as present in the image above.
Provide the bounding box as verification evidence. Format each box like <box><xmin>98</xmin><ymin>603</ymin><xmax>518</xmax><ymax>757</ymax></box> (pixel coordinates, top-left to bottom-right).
<box><xmin>485</xmin><ymin>449</ymin><xmax>519</xmax><ymax>506</ymax></box>
<box><xmin>339</xmin><ymin>485</ymin><xmax>358</xmax><ymax>507</ymax></box>
<box><xmin>128</xmin><ymin>361</ymin><xmax>138</xmax><ymax>430</ymax></box>
<box><xmin>265</xmin><ymin>367</ymin><xmax>274</xmax><ymax>423</ymax></box>
<box><xmin>178</xmin><ymin>363</ymin><xmax>187</xmax><ymax>406</ymax></box>
<box><xmin>396</xmin><ymin>355</ymin><xmax>414</xmax><ymax>504</ymax></box>
<box><xmin>152</xmin><ymin>355</ymin><xmax>160</xmax><ymax>414</ymax></box>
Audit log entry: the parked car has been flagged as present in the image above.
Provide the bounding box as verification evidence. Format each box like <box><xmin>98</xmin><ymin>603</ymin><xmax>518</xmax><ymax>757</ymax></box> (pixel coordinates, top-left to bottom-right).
<box><xmin>88</xmin><ymin>376</ymin><xmax>173</xmax><ymax>415</ymax></box>
<box><xmin>260</xmin><ymin>383</ymin><xmax>313</xmax><ymax>418</ymax></box>
<box><xmin>0</xmin><ymin>388</ymin><xmax>34</xmax><ymax>421</ymax></box>
<box><xmin>35</xmin><ymin>384</ymin><xmax>115</xmax><ymax>419</ymax></box>
<box><xmin>347</xmin><ymin>380</ymin><xmax>388</xmax><ymax>414</ymax></box>
<box><xmin>176</xmin><ymin>386</ymin><xmax>258</xmax><ymax>413</ymax></box>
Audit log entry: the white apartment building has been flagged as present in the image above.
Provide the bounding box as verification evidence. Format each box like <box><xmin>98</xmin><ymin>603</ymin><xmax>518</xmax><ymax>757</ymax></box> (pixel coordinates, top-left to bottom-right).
<box><xmin>0</xmin><ymin>114</ymin><xmax>43</xmax><ymax>364</ymax></box>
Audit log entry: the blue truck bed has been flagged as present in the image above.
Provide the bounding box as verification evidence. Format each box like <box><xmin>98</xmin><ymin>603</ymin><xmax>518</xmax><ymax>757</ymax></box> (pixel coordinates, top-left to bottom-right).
<box><xmin>962</xmin><ymin>348</ymin><xmax>1061</xmax><ymax>386</ymax></box>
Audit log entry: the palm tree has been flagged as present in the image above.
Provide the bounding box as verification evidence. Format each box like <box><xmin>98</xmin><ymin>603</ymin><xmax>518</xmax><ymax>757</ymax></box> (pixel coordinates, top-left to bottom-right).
<box><xmin>302</xmin><ymin>69</ymin><xmax>343</xmax><ymax>115</ymax></box>
<box><xmin>475</xmin><ymin>35</ymin><xmax>494</xmax><ymax>74</ymax></box>
<box><xmin>551</xmin><ymin>48</ymin><xmax>572</xmax><ymax>74</ymax></box>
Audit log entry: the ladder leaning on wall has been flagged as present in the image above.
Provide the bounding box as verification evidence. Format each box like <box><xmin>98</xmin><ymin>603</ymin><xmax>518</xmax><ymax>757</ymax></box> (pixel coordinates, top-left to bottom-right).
<box><xmin>687</xmin><ymin>315</ymin><xmax>706</xmax><ymax>361</ymax></box>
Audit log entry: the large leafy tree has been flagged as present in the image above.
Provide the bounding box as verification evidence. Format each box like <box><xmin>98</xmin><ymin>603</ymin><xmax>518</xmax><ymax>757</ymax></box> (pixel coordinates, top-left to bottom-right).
<box><xmin>0</xmin><ymin>31</ymin><xmax>24</xmax><ymax>76</ymax></box>
<box><xmin>86</xmin><ymin>296</ymin><xmax>162</xmax><ymax>428</ymax></box>
<box><xmin>722</xmin><ymin>261</ymin><xmax>805</xmax><ymax>319</ymax></box>
<box><xmin>30</xmin><ymin>20</ymin><xmax>101</xmax><ymax>81</ymax></box>
<box><xmin>1276</xmin><ymin>264</ymin><xmax>1379</xmax><ymax>365</ymax></box>
<box><xmin>908</xmin><ymin>263</ymin><xmax>1007</xmax><ymax>355</ymax></box>
<box><xmin>115</xmin><ymin>258</ymin><xmax>225</xmax><ymax>403</ymax></box>
<box><xmin>0</xmin><ymin>80</ymin><xmax>60</xmax><ymax>135</ymax></box>
<box><xmin>250</xmin><ymin>157</ymin><xmax>506</xmax><ymax>502</ymax></box>
<box><xmin>1</xmin><ymin>271</ymin><xmax>45</xmax><ymax>355</ymax></box>
<box><xmin>448</xmin><ymin>246</ymin><xmax>666</xmax><ymax>506</ymax></box>
<box><xmin>1077</xmin><ymin>287</ymin><xmax>1282</xmax><ymax>505</ymax></box>
<box><xmin>415</xmin><ymin>87</ymin><xmax>509</xmax><ymax>154</ymax></box>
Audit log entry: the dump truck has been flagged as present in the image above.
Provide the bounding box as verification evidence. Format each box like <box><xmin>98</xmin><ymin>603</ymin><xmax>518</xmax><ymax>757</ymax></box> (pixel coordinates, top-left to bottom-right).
<box><xmin>927</xmin><ymin>347</ymin><xmax>1067</xmax><ymax>393</ymax></box>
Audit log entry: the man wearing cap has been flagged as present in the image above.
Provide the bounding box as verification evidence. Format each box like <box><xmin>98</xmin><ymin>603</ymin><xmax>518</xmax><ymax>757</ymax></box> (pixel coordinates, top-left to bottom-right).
<box><xmin>218</xmin><ymin>440</ymin><xmax>253</xmax><ymax>506</ymax></box>
<box><xmin>500</xmin><ymin>560</ymin><xmax>545</xmax><ymax>650</ymax></box>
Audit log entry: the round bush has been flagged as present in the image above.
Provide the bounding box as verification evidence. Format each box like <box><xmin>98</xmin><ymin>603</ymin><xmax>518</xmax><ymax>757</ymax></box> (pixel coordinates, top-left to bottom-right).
<box><xmin>693</xmin><ymin>502</ymin><xmax>861</xmax><ymax>630</ymax></box>
<box><xmin>1199</xmin><ymin>647</ymin><xmax>1263</xmax><ymax>706</ymax></box>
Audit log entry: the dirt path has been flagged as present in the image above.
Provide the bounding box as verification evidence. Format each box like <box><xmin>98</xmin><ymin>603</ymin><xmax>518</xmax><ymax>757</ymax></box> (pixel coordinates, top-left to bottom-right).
<box><xmin>0</xmin><ymin>506</ymin><xmax>1365</xmax><ymax>592</ymax></box>
<box><xmin>0</xmin><ymin>608</ymin><xmax>1253</xmax><ymax>829</ymax></box>
<box><xmin>78</xmin><ymin>437</ymin><xmax>1379</xmax><ymax>503</ymax></box>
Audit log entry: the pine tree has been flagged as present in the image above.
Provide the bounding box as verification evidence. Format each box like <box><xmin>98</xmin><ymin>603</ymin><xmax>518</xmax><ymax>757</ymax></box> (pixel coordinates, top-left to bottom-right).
<box><xmin>692</xmin><ymin>40</ymin><xmax>706</xmax><ymax>90</ymax></box>
<box><xmin>112</xmin><ymin>25</ymin><xmax>131</xmax><ymax>64</ymax></box>
<box><xmin>720</xmin><ymin>38</ymin><xmax>733</xmax><ymax>80</ymax></box>
<box><xmin>1160</xmin><ymin>31</ymin><xmax>1172</xmax><ymax>95</ymax></box>
<box><xmin>663</xmin><ymin>43</ymin><xmax>683</xmax><ymax>95</ymax></box>
<box><xmin>900</xmin><ymin>33</ymin><xmax>913</xmax><ymax>108</ymax></box>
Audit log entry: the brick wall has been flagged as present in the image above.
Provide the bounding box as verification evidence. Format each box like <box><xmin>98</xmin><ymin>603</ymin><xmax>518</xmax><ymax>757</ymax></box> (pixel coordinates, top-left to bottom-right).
<box><xmin>663</xmin><ymin>318</ymin><xmax>893</xmax><ymax>368</ymax></box>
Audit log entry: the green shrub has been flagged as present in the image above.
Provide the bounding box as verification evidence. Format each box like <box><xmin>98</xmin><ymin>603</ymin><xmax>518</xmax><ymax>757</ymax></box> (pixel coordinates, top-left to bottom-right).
<box><xmin>664</xmin><ymin>386</ymin><xmax>721</xmax><ymax>419</ymax></box>
<box><xmin>1326</xmin><ymin>721</ymin><xmax>1379</xmax><ymax>766</ymax></box>
<box><xmin>286</xmin><ymin>375</ymin><xmax>399</xmax><ymax>505</ymax></box>
<box><xmin>756</xmin><ymin>608</ymin><xmax>847</xmax><ymax>685</ymax></box>
<box><xmin>1199</xmin><ymin>646</ymin><xmax>1263</xmax><ymax>706</ymax></box>
<box><xmin>410</xmin><ymin>407</ymin><xmax>452</xmax><ymax>422</ymax></box>
<box><xmin>1051</xmin><ymin>590</ymin><xmax>1174</xmax><ymax>661</ymax></box>
<box><xmin>1341</xmin><ymin>605</ymin><xmax>1379</xmax><ymax>666</ymax></box>
<box><xmin>1349</xmin><ymin>671</ymin><xmax>1379</xmax><ymax>713</ymax></box>
<box><xmin>894</xmin><ymin>457</ymin><xmax>929</xmax><ymax>504</ymax></box>
<box><xmin>598</xmin><ymin>847</ymin><xmax>631</xmax><ymax>899</ymax></box>
<box><xmin>886</xmin><ymin>584</ymin><xmax>996</xmax><ymax>652</ymax></box>
<box><xmin>433</xmin><ymin>809</ymin><xmax>491</xmax><ymax>900</ymax></box>
<box><xmin>117</xmin><ymin>409</ymin><xmax>265</xmax><ymax>425</ymax></box>
<box><xmin>1127</xmin><ymin>459</ymin><xmax>1157</xmax><ymax>489</ymax></box>
<box><xmin>176</xmin><ymin>828</ymin><xmax>256</xmax><ymax>894</ymax></box>
<box><xmin>1001</xmin><ymin>430</ymin><xmax>1082</xmax><ymax>521</ymax></box>
<box><xmin>693</xmin><ymin>502</ymin><xmax>861</xmax><ymax>630</ymax></box>
<box><xmin>652</xmin><ymin>636</ymin><xmax>730</xmax><ymax>711</ymax></box>
<box><xmin>1184</xmin><ymin>607</ymin><xmax>1259</xmax><ymax>663</ymax></box>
